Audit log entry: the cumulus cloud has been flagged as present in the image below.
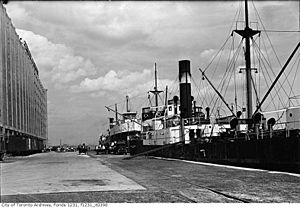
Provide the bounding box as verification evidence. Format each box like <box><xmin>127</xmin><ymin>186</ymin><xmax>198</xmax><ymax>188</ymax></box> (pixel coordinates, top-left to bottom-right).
<box><xmin>70</xmin><ymin>68</ymin><xmax>175</xmax><ymax>99</ymax></box>
<box><xmin>71</xmin><ymin>69</ymin><xmax>151</xmax><ymax>92</ymax></box>
<box><xmin>200</xmin><ymin>49</ymin><xmax>216</xmax><ymax>59</ymax></box>
<box><xmin>71</xmin><ymin>69</ymin><xmax>150</xmax><ymax>92</ymax></box>
<box><xmin>16</xmin><ymin>29</ymin><xmax>97</xmax><ymax>86</ymax></box>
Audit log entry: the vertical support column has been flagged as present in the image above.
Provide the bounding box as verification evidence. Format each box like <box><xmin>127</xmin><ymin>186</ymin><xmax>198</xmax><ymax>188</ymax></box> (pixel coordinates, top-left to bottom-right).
<box><xmin>23</xmin><ymin>52</ymin><xmax>26</xmax><ymax>133</ymax></box>
<box><xmin>0</xmin><ymin>6</ymin><xmax>3</xmax><ymax>127</ymax></box>
<box><xmin>23</xmin><ymin>51</ymin><xmax>26</xmax><ymax>133</ymax></box>
<box><xmin>29</xmin><ymin>65</ymin><xmax>31</xmax><ymax>134</ymax></box>
<box><xmin>33</xmin><ymin>73</ymin><xmax>35</xmax><ymax>135</ymax></box>
<box><xmin>29</xmin><ymin>60</ymin><xmax>32</xmax><ymax>135</ymax></box>
<box><xmin>7</xmin><ymin>20</ymin><xmax>12</xmax><ymax>127</ymax></box>
<box><xmin>27</xmin><ymin>60</ymin><xmax>30</xmax><ymax>134</ymax></box>
<box><xmin>20</xmin><ymin>42</ymin><xmax>24</xmax><ymax>132</ymax></box>
<box><xmin>25</xmin><ymin>55</ymin><xmax>28</xmax><ymax>133</ymax></box>
<box><xmin>11</xmin><ymin>26</ymin><xmax>16</xmax><ymax>129</ymax></box>
<box><xmin>17</xmin><ymin>38</ymin><xmax>21</xmax><ymax>131</ymax></box>
<box><xmin>36</xmin><ymin>77</ymin><xmax>39</xmax><ymax>136</ymax></box>
<box><xmin>3</xmin><ymin>8</ymin><xmax>8</xmax><ymax>127</ymax></box>
<box><xmin>16</xmin><ymin>37</ymin><xmax>18</xmax><ymax>131</ymax></box>
<box><xmin>14</xmin><ymin>33</ymin><xmax>18</xmax><ymax>130</ymax></box>
<box><xmin>33</xmin><ymin>78</ymin><xmax>35</xmax><ymax>136</ymax></box>
<box><xmin>45</xmin><ymin>89</ymin><xmax>48</xmax><ymax>145</ymax></box>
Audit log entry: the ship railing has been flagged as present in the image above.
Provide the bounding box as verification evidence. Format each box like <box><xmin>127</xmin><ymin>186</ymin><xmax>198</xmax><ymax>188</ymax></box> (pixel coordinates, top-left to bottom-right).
<box><xmin>165</xmin><ymin>117</ymin><xmax>209</xmax><ymax>128</ymax></box>
<box><xmin>240</xmin><ymin>120</ymin><xmax>300</xmax><ymax>140</ymax></box>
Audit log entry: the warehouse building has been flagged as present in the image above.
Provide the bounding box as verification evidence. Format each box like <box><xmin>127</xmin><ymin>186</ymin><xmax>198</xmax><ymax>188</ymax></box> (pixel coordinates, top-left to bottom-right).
<box><xmin>0</xmin><ymin>3</ymin><xmax>48</xmax><ymax>157</ymax></box>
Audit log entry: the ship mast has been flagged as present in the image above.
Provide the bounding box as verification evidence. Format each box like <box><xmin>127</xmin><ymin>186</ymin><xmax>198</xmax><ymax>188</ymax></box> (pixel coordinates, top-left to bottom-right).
<box><xmin>149</xmin><ymin>63</ymin><xmax>163</xmax><ymax>109</ymax></box>
<box><xmin>126</xmin><ymin>95</ymin><xmax>129</xmax><ymax>112</ymax></box>
<box><xmin>154</xmin><ymin>63</ymin><xmax>158</xmax><ymax>107</ymax></box>
<box><xmin>115</xmin><ymin>104</ymin><xmax>118</xmax><ymax>124</ymax></box>
<box><xmin>234</xmin><ymin>0</ymin><xmax>260</xmax><ymax>119</ymax></box>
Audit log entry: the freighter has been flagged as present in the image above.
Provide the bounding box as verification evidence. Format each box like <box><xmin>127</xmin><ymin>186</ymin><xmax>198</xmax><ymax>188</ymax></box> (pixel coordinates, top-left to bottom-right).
<box><xmin>127</xmin><ymin>0</ymin><xmax>300</xmax><ymax>173</ymax></box>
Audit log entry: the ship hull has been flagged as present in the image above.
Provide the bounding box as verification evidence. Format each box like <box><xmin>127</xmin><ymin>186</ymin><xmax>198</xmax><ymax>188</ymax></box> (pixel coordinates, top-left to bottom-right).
<box><xmin>130</xmin><ymin>129</ymin><xmax>300</xmax><ymax>173</ymax></box>
<box><xmin>109</xmin><ymin>130</ymin><xmax>140</xmax><ymax>154</ymax></box>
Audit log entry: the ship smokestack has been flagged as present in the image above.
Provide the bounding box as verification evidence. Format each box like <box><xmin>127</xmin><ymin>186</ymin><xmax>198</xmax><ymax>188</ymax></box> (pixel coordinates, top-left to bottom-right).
<box><xmin>109</xmin><ymin>118</ymin><xmax>114</xmax><ymax>129</ymax></box>
<box><xmin>179</xmin><ymin>60</ymin><xmax>192</xmax><ymax>118</ymax></box>
<box><xmin>173</xmin><ymin>96</ymin><xmax>179</xmax><ymax>115</ymax></box>
<box><xmin>206</xmin><ymin>107</ymin><xmax>210</xmax><ymax>120</ymax></box>
<box><xmin>193</xmin><ymin>100</ymin><xmax>196</xmax><ymax>116</ymax></box>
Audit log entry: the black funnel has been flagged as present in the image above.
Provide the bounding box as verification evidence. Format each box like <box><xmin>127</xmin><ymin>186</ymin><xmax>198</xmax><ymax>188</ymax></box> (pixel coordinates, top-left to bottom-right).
<box><xmin>179</xmin><ymin>60</ymin><xmax>192</xmax><ymax>118</ymax></box>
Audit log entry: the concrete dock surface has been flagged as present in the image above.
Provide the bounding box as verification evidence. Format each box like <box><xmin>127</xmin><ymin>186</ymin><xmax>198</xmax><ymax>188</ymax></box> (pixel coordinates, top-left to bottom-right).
<box><xmin>0</xmin><ymin>151</ymin><xmax>299</xmax><ymax>203</ymax></box>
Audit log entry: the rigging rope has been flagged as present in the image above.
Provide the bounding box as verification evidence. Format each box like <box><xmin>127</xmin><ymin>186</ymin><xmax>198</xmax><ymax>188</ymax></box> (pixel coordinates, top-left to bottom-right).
<box><xmin>199</xmin><ymin>77</ymin><xmax>212</xmax><ymax>109</ymax></box>
<box><xmin>261</xmin><ymin>30</ymin><xmax>300</xmax><ymax>33</ymax></box>
<box><xmin>198</xmin><ymin>1</ymin><xmax>243</xmax><ymax>114</ymax></box>
<box><xmin>203</xmin><ymin>36</ymin><xmax>232</xmax><ymax>73</ymax></box>
<box><xmin>251</xmin><ymin>1</ymin><xmax>282</xmax><ymax>67</ymax></box>
<box><xmin>252</xmin><ymin>1</ymin><xmax>296</xmax><ymax>101</ymax></box>
<box><xmin>203</xmin><ymin>38</ymin><xmax>243</xmax><ymax>117</ymax></box>
<box><xmin>284</xmin><ymin>51</ymin><xmax>300</xmax><ymax>107</ymax></box>
<box><xmin>255</xmin><ymin>48</ymin><xmax>285</xmax><ymax>114</ymax></box>
<box><xmin>167</xmin><ymin>75</ymin><xmax>179</xmax><ymax>99</ymax></box>
<box><xmin>212</xmin><ymin>67</ymin><xmax>236</xmax><ymax>117</ymax></box>
<box><xmin>227</xmin><ymin>0</ymin><xmax>243</xmax><ymax>35</ymax></box>
<box><xmin>252</xmin><ymin>40</ymin><xmax>293</xmax><ymax>107</ymax></box>
<box><xmin>208</xmin><ymin>39</ymin><xmax>244</xmax><ymax>108</ymax></box>
<box><xmin>215</xmin><ymin>40</ymin><xmax>243</xmax><ymax>101</ymax></box>
<box><xmin>255</xmin><ymin>40</ymin><xmax>292</xmax><ymax>105</ymax></box>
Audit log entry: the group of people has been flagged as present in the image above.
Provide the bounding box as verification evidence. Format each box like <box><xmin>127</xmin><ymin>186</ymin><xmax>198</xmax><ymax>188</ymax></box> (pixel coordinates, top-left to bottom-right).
<box><xmin>77</xmin><ymin>143</ymin><xmax>88</xmax><ymax>154</ymax></box>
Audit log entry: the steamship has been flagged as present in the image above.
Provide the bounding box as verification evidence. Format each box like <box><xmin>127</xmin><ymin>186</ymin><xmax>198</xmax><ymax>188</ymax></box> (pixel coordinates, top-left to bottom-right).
<box><xmin>128</xmin><ymin>0</ymin><xmax>300</xmax><ymax>173</ymax></box>
<box><xmin>105</xmin><ymin>96</ymin><xmax>141</xmax><ymax>154</ymax></box>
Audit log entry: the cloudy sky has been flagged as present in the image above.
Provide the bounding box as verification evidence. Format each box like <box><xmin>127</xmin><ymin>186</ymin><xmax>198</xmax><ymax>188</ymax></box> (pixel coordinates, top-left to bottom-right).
<box><xmin>4</xmin><ymin>1</ymin><xmax>299</xmax><ymax>146</ymax></box>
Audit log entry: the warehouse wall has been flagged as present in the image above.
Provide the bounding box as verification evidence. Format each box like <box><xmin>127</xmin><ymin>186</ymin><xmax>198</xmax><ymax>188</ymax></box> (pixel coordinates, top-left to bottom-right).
<box><xmin>0</xmin><ymin>3</ymin><xmax>47</xmax><ymax>153</ymax></box>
